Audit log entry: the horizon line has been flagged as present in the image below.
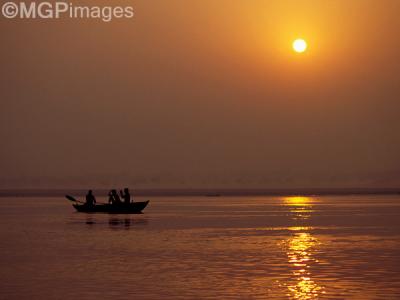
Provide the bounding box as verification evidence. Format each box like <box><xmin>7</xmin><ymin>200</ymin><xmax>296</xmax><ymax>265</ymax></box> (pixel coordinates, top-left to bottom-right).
<box><xmin>0</xmin><ymin>187</ymin><xmax>399</xmax><ymax>197</ymax></box>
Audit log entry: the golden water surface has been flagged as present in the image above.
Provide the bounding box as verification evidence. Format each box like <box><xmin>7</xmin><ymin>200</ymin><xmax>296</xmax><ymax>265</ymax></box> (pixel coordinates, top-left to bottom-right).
<box><xmin>0</xmin><ymin>195</ymin><xmax>399</xmax><ymax>299</ymax></box>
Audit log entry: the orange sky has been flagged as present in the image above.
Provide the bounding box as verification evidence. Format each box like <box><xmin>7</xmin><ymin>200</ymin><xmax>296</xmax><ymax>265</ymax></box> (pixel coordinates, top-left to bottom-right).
<box><xmin>0</xmin><ymin>0</ymin><xmax>399</xmax><ymax>188</ymax></box>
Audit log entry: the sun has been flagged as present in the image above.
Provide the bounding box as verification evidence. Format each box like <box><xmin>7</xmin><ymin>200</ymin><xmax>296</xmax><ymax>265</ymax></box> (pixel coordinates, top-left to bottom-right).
<box><xmin>292</xmin><ymin>39</ymin><xmax>307</xmax><ymax>53</ymax></box>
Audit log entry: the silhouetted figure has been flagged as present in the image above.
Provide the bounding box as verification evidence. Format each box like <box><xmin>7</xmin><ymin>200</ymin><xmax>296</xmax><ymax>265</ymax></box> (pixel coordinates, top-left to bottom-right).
<box><xmin>110</xmin><ymin>189</ymin><xmax>121</xmax><ymax>205</ymax></box>
<box><xmin>120</xmin><ymin>188</ymin><xmax>131</xmax><ymax>204</ymax></box>
<box><xmin>108</xmin><ymin>190</ymin><xmax>114</xmax><ymax>204</ymax></box>
<box><xmin>85</xmin><ymin>190</ymin><xmax>96</xmax><ymax>206</ymax></box>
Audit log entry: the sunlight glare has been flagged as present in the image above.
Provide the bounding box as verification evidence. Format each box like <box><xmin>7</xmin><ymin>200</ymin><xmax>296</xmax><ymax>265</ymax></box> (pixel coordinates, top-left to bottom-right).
<box><xmin>293</xmin><ymin>39</ymin><xmax>308</xmax><ymax>53</ymax></box>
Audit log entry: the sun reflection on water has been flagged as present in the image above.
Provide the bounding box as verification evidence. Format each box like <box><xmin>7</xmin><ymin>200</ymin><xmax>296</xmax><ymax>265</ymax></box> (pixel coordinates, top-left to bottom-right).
<box><xmin>286</xmin><ymin>232</ymin><xmax>325</xmax><ymax>299</ymax></box>
<box><xmin>283</xmin><ymin>196</ymin><xmax>316</xmax><ymax>220</ymax></box>
<box><xmin>283</xmin><ymin>196</ymin><xmax>313</xmax><ymax>206</ymax></box>
<box><xmin>283</xmin><ymin>196</ymin><xmax>325</xmax><ymax>299</ymax></box>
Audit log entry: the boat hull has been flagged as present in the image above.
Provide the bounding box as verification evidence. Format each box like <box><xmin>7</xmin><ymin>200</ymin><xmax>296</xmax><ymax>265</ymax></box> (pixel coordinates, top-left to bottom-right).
<box><xmin>73</xmin><ymin>201</ymin><xmax>149</xmax><ymax>214</ymax></box>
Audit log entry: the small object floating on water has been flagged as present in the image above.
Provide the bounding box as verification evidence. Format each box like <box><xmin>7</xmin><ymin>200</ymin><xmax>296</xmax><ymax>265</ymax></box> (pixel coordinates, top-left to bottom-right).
<box><xmin>65</xmin><ymin>195</ymin><xmax>149</xmax><ymax>214</ymax></box>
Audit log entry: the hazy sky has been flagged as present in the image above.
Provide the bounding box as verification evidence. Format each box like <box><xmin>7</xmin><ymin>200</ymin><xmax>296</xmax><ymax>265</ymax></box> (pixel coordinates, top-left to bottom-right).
<box><xmin>1</xmin><ymin>0</ymin><xmax>399</xmax><ymax>189</ymax></box>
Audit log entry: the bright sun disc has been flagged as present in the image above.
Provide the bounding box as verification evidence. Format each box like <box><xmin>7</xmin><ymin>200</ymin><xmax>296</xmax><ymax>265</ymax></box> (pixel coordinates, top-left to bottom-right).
<box><xmin>293</xmin><ymin>39</ymin><xmax>307</xmax><ymax>53</ymax></box>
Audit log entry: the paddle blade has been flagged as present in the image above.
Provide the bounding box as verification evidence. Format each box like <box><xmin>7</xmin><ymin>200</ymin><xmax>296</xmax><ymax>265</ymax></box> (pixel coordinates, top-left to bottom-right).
<box><xmin>66</xmin><ymin>195</ymin><xmax>78</xmax><ymax>202</ymax></box>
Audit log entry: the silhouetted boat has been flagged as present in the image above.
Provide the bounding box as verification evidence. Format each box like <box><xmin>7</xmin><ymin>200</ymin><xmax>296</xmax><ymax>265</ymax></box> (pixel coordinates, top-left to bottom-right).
<box><xmin>73</xmin><ymin>201</ymin><xmax>150</xmax><ymax>214</ymax></box>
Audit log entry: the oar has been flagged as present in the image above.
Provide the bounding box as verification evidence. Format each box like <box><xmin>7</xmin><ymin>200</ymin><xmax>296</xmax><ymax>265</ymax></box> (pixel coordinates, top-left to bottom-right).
<box><xmin>65</xmin><ymin>194</ymin><xmax>107</xmax><ymax>205</ymax></box>
<box><xmin>66</xmin><ymin>195</ymin><xmax>84</xmax><ymax>204</ymax></box>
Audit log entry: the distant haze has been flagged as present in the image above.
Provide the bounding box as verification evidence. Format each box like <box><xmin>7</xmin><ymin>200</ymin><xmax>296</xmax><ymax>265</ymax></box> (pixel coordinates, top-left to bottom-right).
<box><xmin>1</xmin><ymin>0</ymin><xmax>399</xmax><ymax>189</ymax></box>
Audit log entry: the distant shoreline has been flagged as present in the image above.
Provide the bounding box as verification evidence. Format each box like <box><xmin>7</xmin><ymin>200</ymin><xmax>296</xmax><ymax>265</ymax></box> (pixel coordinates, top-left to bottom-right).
<box><xmin>0</xmin><ymin>188</ymin><xmax>399</xmax><ymax>197</ymax></box>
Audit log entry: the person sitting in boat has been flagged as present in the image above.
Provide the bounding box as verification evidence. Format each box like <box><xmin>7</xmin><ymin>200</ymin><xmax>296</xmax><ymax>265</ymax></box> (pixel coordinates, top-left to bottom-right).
<box><xmin>109</xmin><ymin>189</ymin><xmax>122</xmax><ymax>205</ymax></box>
<box><xmin>120</xmin><ymin>188</ymin><xmax>131</xmax><ymax>204</ymax></box>
<box><xmin>85</xmin><ymin>190</ymin><xmax>96</xmax><ymax>206</ymax></box>
<box><xmin>108</xmin><ymin>190</ymin><xmax>114</xmax><ymax>204</ymax></box>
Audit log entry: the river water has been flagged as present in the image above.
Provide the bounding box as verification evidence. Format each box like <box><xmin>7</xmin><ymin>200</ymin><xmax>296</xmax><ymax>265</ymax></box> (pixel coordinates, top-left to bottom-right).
<box><xmin>0</xmin><ymin>195</ymin><xmax>399</xmax><ymax>299</ymax></box>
